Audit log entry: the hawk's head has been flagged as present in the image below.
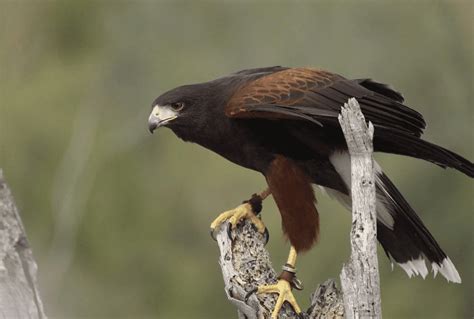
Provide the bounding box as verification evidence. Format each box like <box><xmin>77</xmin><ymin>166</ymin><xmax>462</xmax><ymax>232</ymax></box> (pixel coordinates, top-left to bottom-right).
<box><xmin>148</xmin><ymin>84</ymin><xmax>204</xmax><ymax>134</ymax></box>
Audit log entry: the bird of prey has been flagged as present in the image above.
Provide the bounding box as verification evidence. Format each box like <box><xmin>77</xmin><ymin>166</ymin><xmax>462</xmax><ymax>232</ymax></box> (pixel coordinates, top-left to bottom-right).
<box><xmin>148</xmin><ymin>66</ymin><xmax>473</xmax><ymax>318</ymax></box>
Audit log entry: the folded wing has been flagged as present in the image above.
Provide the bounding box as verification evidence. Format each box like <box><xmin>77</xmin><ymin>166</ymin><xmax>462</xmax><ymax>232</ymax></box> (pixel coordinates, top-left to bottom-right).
<box><xmin>226</xmin><ymin>67</ymin><xmax>426</xmax><ymax>137</ymax></box>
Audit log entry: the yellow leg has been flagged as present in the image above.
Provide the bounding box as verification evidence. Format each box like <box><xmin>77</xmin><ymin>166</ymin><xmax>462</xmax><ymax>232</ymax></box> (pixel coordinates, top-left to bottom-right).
<box><xmin>210</xmin><ymin>189</ymin><xmax>270</xmax><ymax>235</ymax></box>
<box><xmin>287</xmin><ymin>246</ymin><xmax>297</xmax><ymax>267</ymax></box>
<box><xmin>256</xmin><ymin>246</ymin><xmax>302</xmax><ymax>318</ymax></box>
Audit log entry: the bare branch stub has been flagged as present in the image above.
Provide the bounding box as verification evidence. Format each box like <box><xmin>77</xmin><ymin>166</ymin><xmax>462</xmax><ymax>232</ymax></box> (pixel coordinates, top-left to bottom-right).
<box><xmin>338</xmin><ymin>98</ymin><xmax>382</xmax><ymax>319</ymax></box>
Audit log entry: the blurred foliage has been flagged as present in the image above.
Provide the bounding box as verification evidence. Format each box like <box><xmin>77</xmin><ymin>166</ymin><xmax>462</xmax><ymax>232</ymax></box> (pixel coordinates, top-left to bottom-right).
<box><xmin>0</xmin><ymin>1</ymin><xmax>473</xmax><ymax>318</ymax></box>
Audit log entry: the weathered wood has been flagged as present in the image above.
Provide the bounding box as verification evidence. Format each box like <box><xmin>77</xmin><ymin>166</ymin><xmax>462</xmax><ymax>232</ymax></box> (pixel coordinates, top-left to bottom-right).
<box><xmin>214</xmin><ymin>220</ymin><xmax>344</xmax><ymax>318</ymax></box>
<box><xmin>0</xmin><ymin>169</ymin><xmax>47</xmax><ymax>319</ymax></box>
<box><xmin>338</xmin><ymin>98</ymin><xmax>382</xmax><ymax>318</ymax></box>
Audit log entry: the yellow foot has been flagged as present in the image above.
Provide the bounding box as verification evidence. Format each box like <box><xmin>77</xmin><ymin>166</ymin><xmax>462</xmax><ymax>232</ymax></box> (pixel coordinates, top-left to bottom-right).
<box><xmin>257</xmin><ymin>279</ymin><xmax>302</xmax><ymax>318</ymax></box>
<box><xmin>210</xmin><ymin>203</ymin><xmax>266</xmax><ymax>238</ymax></box>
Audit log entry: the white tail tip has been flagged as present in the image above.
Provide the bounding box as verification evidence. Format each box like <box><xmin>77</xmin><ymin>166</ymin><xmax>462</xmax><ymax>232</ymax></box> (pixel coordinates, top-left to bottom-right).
<box><xmin>432</xmin><ymin>257</ymin><xmax>461</xmax><ymax>283</ymax></box>
<box><xmin>397</xmin><ymin>256</ymin><xmax>461</xmax><ymax>283</ymax></box>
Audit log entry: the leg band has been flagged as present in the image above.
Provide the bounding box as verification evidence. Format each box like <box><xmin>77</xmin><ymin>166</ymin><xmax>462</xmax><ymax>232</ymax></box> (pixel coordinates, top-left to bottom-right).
<box><xmin>243</xmin><ymin>193</ymin><xmax>263</xmax><ymax>215</ymax></box>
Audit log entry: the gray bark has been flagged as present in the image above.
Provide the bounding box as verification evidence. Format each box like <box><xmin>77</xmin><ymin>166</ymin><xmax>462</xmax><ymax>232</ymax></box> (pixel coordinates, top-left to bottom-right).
<box><xmin>338</xmin><ymin>98</ymin><xmax>382</xmax><ymax>319</ymax></box>
<box><xmin>0</xmin><ymin>169</ymin><xmax>47</xmax><ymax>319</ymax></box>
<box><xmin>214</xmin><ymin>220</ymin><xmax>344</xmax><ymax>319</ymax></box>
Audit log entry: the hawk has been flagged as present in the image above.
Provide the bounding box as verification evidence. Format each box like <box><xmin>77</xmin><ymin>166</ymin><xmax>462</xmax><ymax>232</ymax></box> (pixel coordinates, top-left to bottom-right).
<box><xmin>148</xmin><ymin>67</ymin><xmax>472</xmax><ymax>318</ymax></box>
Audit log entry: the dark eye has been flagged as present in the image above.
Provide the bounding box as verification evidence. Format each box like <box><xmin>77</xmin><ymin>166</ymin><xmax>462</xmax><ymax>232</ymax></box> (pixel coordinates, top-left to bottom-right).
<box><xmin>171</xmin><ymin>102</ymin><xmax>185</xmax><ymax>111</ymax></box>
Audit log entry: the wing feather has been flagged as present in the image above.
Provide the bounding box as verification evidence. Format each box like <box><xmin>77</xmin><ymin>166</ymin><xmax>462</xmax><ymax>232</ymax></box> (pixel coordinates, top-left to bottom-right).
<box><xmin>226</xmin><ymin>68</ymin><xmax>426</xmax><ymax>137</ymax></box>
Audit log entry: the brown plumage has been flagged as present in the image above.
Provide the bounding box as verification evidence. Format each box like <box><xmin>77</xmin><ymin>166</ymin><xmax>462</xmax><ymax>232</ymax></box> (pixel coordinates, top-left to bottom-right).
<box><xmin>266</xmin><ymin>155</ymin><xmax>319</xmax><ymax>251</ymax></box>
<box><xmin>226</xmin><ymin>67</ymin><xmax>425</xmax><ymax>137</ymax></box>
<box><xmin>227</xmin><ymin>68</ymin><xmax>336</xmax><ymax>112</ymax></box>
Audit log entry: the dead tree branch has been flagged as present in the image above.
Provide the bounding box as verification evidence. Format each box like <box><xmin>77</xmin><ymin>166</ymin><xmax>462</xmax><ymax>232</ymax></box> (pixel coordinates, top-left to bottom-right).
<box><xmin>0</xmin><ymin>169</ymin><xmax>47</xmax><ymax>318</ymax></box>
<box><xmin>338</xmin><ymin>98</ymin><xmax>382</xmax><ymax>318</ymax></box>
<box><xmin>213</xmin><ymin>220</ymin><xmax>344</xmax><ymax>319</ymax></box>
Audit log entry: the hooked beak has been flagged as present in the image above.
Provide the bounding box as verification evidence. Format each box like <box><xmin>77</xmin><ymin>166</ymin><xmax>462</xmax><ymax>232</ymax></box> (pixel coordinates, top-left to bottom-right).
<box><xmin>148</xmin><ymin>105</ymin><xmax>178</xmax><ymax>134</ymax></box>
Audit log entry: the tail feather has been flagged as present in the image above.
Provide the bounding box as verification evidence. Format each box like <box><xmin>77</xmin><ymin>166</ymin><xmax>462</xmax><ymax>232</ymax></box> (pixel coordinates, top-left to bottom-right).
<box><xmin>375</xmin><ymin>168</ymin><xmax>461</xmax><ymax>283</ymax></box>
<box><xmin>374</xmin><ymin>128</ymin><xmax>474</xmax><ymax>177</ymax></box>
<box><xmin>328</xmin><ymin>151</ymin><xmax>461</xmax><ymax>283</ymax></box>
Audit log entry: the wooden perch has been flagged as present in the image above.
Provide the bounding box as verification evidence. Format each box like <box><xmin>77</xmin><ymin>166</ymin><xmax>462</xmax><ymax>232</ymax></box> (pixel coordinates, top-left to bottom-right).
<box><xmin>214</xmin><ymin>220</ymin><xmax>344</xmax><ymax>319</ymax></box>
<box><xmin>0</xmin><ymin>169</ymin><xmax>47</xmax><ymax>319</ymax></box>
<box><xmin>214</xmin><ymin>98</ymin><xmax>381</xmax><ymax>318</ymax></box>
<box><xmin>338</xmin><ymin>98</ymin><xmax>382</xmax><ymax>318</ymax></box>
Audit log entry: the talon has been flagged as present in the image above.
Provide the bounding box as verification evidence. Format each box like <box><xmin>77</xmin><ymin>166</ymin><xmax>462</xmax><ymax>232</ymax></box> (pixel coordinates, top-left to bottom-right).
<box><xmin>249</xmin><ymin>222</ymin><xmax>267</xmax><ymax>238</ymax></box>
<box><xmin>244</xmin><ymin>287</ymin><xmax>258</xmax><ymax>302</ymax></box>
<box><xmin>263</xmin><ymin>227</ymin><xmax>270</xmax><ymax>245</ymax></box>
<box><xmin>291</xmin><ymin>277</ymin><xmax>304</xmax><ymax>291</ymax></box>
<box><xmin>210</xmin><ymin>228</ymin><xmax>217</xmax><ymax>241</ymax></box>
<box><xmin>227</xmin><ymin>223</ymin><xmax>233</xmax><ymax>240</ymax></box>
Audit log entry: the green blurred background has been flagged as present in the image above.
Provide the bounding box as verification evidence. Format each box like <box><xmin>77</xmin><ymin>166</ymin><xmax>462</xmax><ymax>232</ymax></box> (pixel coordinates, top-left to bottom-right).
<box><xmin>0</xmin><ymin>1</ymin><xmax>473</xmax><ymax>318</ymax></box>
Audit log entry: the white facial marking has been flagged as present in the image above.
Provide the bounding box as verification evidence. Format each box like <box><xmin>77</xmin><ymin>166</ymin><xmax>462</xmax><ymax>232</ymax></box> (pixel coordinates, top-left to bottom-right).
<box><xmin>149</xmin><ymin>105</ymin><xmax>178</xmax><ymax>125</ymax></box>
